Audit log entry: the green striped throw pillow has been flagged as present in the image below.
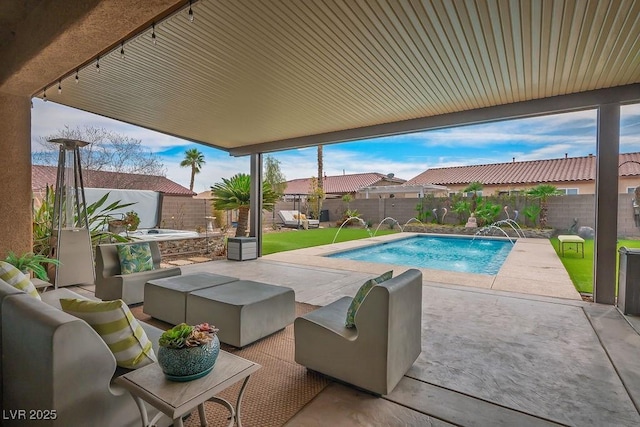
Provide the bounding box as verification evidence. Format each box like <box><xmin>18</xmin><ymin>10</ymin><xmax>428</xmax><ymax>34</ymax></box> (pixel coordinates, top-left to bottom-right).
<box><xmin>60</xmin><ymin>298</ymin><xmax>156</xmax><ymax>369</ymax></box>
<box><xmin>0</xmin><ymin>261</ymin><xmax>41</xmax><ymax>300</ymax></box>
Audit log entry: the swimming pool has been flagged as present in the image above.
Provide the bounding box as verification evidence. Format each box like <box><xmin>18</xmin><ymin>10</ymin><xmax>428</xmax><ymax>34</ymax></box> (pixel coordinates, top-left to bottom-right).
<box><xmin>327</xmin><ymin>235</ymin><xmax>514</xmax><ymax>275</ymax></box>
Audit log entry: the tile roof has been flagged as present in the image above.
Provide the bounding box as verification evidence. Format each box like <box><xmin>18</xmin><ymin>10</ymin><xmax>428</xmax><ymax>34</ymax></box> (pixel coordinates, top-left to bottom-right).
<box><xmin>284</xmin><ymin>172</ymin><xmax>405</xmax><ymax>195</ymax></box>
<box><xmin>32</xmin><ymin>165</ymin><xmax>195</xmax><ymax>196</ymax></box>
<box><xmin>407</xmin><ymin>153</ymin><xmax>640</xmax><ymax>186</ymax></box>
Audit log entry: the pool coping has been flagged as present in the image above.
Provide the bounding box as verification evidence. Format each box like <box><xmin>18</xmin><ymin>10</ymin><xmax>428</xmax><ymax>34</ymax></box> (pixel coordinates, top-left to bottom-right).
<box><xmin>262</xmin><ymin>232</ymin><xmax>582</xmax><ymax>300</ymax></box>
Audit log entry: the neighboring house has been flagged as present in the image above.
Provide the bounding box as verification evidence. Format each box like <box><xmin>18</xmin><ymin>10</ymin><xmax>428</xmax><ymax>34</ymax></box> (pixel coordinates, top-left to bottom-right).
<box><xmin>32</xmin><ymin>165</ymin><xmax>204</xmax><ymax>229</ymax></box>
<box><xmin>283</xmin><ymin>172</ymin><xmax>406</xmax><ymax>200</ymax></box>
<box><xmin>32</xmin><ymin>165</ymin><xmax>195</xmax><ymax>196</ymax></box>
<box><xmin>407</xmin><ymin>153</ymin><xmax>640</xmax><ymax>196</ymax></box>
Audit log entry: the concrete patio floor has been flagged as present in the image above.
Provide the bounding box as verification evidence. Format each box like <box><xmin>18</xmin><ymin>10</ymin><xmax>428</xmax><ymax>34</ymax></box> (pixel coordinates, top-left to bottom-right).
<box><xmin>170</xmin><ymin>234</ymin><xmax>640</xmax><ymax>426</ymax></box>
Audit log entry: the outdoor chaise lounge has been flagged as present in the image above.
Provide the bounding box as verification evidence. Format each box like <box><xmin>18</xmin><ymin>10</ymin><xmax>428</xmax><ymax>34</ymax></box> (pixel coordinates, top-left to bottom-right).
<box><xmin>294</xmin><ymin>269</ymin><xmax>423</xmax><ymax>395</ymax></box>
<box><xmin>278</xmin><ymin>210</ymin><xmax>320</xmax><ymax>229</ymax></box>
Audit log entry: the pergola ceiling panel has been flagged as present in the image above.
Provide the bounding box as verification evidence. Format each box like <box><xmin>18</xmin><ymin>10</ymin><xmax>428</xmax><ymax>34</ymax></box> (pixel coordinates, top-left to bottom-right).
<box><xmin>41</xmin><ymin>0</ymin><xmax>640</xmax><ymax>153</ymax></box>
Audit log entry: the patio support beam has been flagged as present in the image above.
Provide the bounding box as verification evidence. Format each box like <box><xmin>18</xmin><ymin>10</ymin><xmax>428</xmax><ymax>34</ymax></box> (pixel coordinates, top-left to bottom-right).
<box><xmin>593</xmin><ymin>103</ymin><xmax>620</xmax><ymax>305</ymax></box>
<box><xmin>249</xmin><ymin>153</ymin><xmax>263</xmax><ymax>257</ymax></box>
<box><xmin>230</xmin><ymin>84</ymin><xmax>640</xmax><ymax>156</ymax></box>
<box><xmin>0</xmin><ymin>93</ymin><xmax>32</xmax><ymax>258</ymax></box>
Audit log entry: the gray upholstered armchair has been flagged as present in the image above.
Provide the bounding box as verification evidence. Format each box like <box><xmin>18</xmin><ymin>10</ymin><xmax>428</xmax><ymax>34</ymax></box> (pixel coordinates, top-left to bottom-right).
<box><xmin>95</xmin><ymin>241</ymin><xmax>181</xmax><ymax>305</ymax></box>
<box><xmin>294</xmin><ymin>269</ymin><xmax>423</xmax><ymax>395</ymax></box>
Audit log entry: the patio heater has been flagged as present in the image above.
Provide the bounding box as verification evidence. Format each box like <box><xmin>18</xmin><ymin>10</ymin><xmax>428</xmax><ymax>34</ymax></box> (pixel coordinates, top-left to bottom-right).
<box><xmin>49</xmin><ymin>138</ymin><xmax>95</xmax><ymax>288</ymax></box>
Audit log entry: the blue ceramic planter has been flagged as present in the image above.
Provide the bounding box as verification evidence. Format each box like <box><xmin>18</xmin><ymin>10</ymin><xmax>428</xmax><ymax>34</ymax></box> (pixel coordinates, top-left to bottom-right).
<box><xmin>157</xmin><ymin>335</ymin><xmax>220</xmax><ymax>381</ymax></box>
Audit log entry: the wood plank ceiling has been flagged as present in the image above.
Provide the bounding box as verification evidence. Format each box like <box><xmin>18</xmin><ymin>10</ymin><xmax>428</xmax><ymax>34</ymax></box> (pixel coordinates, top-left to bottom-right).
<box><xmin>40</xmin><ymin>0</ymin><xmax>640</xmax><ymax>154</ymax></box>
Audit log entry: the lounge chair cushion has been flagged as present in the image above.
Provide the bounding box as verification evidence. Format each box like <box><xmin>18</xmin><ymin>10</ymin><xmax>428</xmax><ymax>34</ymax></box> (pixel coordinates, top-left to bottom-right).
<box><xmin>60</xmin><ymin>298</ymin><xmax>156</xmax><ymax>369</ymax></box>
<box><xmin>0</xmin><ymin>261</ymin><xmax>40</xmax><ymax>300</ymax></box>
<box><xmin>116</xmin><ymin>242</ymin><xmax>154</xmax><ymax>275</ymax></box>
<box><xmin>345</xmin><ymin>270</ymin><xmax>393</xmax><ymax>328</ymax></box>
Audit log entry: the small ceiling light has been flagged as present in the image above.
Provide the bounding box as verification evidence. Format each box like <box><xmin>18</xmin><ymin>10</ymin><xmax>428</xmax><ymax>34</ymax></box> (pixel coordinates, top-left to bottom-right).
<box><xmin>75</xmin><ymin>69</ymin><xmax>79</xmax><ymax>84</ymax></box>
<box><xmin>120</xmin><ymin>42</ymin><xmax>125</xmax><ymax>59</ymax></box>
<box><xmin>151</xmin><ymin>23</ymin><xmax>157</xmax><ymax>45</ymax></box>
<box><xmin>96</xmin><ymin>56</ymin><xmax>100</xmax><ymax>73</ymax></box>
<box><xmin>188</xmin><ymin>1</ymin><xmax>194</xmax><ymax>22</ymax></box>
<box><xmin>43</xmin><ymin>89</ymin><xmax>48</xmax><ymax>102</ymax></box>
<box><xmin>57</xmin><ymin>80</ymin><xmax>62</xmax><ymax>94</ymax></box>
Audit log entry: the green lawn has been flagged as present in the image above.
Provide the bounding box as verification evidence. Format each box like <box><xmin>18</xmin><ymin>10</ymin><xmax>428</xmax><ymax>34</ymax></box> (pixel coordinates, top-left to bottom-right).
<box><xmin>550</xmin><ymin>237</ymin><xmax>640</xmax><ymax>294</ymax></box>
<box><xmin>262</xmin><ymin>228</ymin><xmax>399</xmax><ymax>255</ymax></box>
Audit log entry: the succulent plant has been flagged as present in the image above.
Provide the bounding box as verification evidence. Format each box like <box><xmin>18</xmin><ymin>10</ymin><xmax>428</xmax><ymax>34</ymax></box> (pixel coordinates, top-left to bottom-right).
<box><xmin>159</xmin><ymin>323</ymin><xmax>217</xmax><ymax>349</ymax></box>
<box><xmin>194</xmin><ymin>323</ymin><xmax>219</xmax><ymax>334</ymax></box>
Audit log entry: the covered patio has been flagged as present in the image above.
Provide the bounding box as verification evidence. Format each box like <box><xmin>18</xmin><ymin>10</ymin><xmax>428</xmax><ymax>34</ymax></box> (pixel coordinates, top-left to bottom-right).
<box><xmin>1</xmin><ymin>0</ymin><xmax>640</xmax><ymax>425</ymax></box>
<box><xmin>2</xmin><ymin>0</ymin><xmax>639</xmax><ymax>303</ymax></box>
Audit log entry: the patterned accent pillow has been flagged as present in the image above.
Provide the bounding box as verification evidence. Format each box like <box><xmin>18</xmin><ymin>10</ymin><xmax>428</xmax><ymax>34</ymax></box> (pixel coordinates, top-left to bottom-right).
<box><xmin>0</xmin><ymin>261</ymin><xmax>41</xmax><ymax>300</ymax></box>
<box><xmin>60</xmin><ymin>298</ymin><xmax>156</xmax><ymax>369</ymax></box>
<box><xmin>116</xmin><ymin>243</ymin><xmax>154</xmax><ymax>275</ymax></box>
<box><xmin>345</xmin><ymin>270</ymin><xmax>393</xmax><ymax>328</ymax></box>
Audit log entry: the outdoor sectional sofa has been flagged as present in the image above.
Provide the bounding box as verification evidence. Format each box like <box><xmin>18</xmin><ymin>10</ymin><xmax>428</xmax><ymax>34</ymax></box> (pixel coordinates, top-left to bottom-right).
<box><xmin>0</xmin><ymin>278</ymin><xmax>169</xmax><ymax>427</ymax></box>
<box><xmin>95</xmin><ymin>241</ymin><xmax>181</xmax><ymax>305</ymax></box>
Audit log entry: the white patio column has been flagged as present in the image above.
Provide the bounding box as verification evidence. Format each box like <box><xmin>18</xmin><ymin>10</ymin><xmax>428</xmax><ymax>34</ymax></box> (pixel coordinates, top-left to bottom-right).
<box><xmin>249</xmin><ymin>153</ymin><xmax>263</xmax><ymax>257</ymax></box>
<box><xmin>593</xmin><ymin>103</ymin><xmax>620</xmax><ymax>304</ymax></box>
<box><xmin>0</xmin><ymin>93</ymin><xmax>32</xmax><ymax>258</ymax></box>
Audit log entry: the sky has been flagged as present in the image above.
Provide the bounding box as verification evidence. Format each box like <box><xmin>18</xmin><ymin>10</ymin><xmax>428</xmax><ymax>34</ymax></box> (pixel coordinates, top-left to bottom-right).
<box><xmin>31</xmin><ymin>99</ymin><xmax>640</xmax><ymax>193</ymax></box>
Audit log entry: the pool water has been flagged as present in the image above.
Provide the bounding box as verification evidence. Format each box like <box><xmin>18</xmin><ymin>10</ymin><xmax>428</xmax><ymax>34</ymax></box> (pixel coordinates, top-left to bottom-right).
<box><xmin>327</xmin><ymin>235</ymin><xmax>514</xmax><ymax>275</ymax></box>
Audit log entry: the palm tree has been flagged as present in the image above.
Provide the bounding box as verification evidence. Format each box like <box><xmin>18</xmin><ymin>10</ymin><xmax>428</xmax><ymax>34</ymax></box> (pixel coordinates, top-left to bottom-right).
<box><xmin>526</xmin><ymin>184</ymin><xmax>562</xmax><ymax>228</ymax></box>
<box><xmin>317</xmin><ymin>145</ymin><xmax>324</xmax><ymax>191</ymax></box>
<box><xmin>211</xmin><ymin>173</ymin><xmax>278</xmax><ymax>237</ymax></box>
<box><xmin>463</xmin><ymin>181</ymin><xmax>483</xmax><ymax>212</ymax></box>
<box><xmin>180</xmin><ymin>148</ymin><xmax>205</xmax><ymax>192</ymax></box>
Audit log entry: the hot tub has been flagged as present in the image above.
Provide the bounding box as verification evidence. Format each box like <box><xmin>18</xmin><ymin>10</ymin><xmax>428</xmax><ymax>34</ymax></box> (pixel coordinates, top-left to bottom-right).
<box><xmin>126</xmin><ymin>229</ymin><xmax>200</xmax><ymax>241</ymax></box>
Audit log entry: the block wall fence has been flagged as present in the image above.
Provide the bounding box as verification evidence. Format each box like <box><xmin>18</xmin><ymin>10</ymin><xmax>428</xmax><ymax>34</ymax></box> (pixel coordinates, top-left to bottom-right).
<box><xmin>158</xmin><ymin>193</ymin><xmax>640</xmax><ymax>238</ymax></box>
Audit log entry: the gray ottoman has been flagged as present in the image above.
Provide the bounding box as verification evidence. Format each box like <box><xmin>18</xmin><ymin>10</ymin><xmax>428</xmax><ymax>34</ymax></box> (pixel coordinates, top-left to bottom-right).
<box><xmin>186</xmin><ymin>280</ymin><xmax>295</xmax><ymax>348</ymax></box>
<box><xmin>144</xmin><ymin>272</ymin><xmax>238</xmax><ymax>325</ymax></box>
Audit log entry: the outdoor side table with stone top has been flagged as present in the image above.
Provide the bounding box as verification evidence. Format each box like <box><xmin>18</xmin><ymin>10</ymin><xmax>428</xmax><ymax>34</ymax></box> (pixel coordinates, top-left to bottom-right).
<box><xmin>144</xmin><ymin>272</ymin><xmax>239</xmax><ymax>325</ymax></box>
<box><xmin>186</xmin><ymin>280</ymin><xmax>295</xmax><ymax>348</ymax></box>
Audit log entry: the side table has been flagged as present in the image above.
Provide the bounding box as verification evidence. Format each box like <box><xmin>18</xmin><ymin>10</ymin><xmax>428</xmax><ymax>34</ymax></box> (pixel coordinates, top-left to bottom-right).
<box><xmin>557</xmin><ymin>234</ymin><xmax>585</xmax><ymax>258</ymax></box>
<box><xmin>32</xmin><ymin>277</ymin><xmax>52</xmax><ymax>292</ymax></box>
<box><xmin>115</xmin><ymin>350</ymin><xmax>260</xmax><ymax>427</ymax></box>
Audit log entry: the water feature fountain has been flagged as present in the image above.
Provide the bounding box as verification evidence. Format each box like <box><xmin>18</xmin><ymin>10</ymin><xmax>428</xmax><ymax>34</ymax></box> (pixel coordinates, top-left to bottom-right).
<box><xmin>491</xmin><ymin>219</ymin><xmax>526</xmax><ymax>238</ymax></box>
<box><xmin>373</xmin><ymin>217</ymin><xmax>403</xmax><ymax>236</ymax></box>
<box><xmin>402</xmin><ymin>217</ymin><xmax>424</xmax><ymax>229</ymax></box>
<box><xmin>473</xmin><ymin>225</ymin><xmax>515</xmax><ymax>244</ymax></box>
<box><xmin>332</xmin><ymin>216</ymin><xmax>373</xmax><ymax>244</ymax></box>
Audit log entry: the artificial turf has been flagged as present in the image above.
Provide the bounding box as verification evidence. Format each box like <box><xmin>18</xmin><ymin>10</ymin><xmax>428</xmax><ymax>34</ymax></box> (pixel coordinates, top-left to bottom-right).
<box><xmin>550</xmin><ymin>237</ymin><xmax>640</xmax><ymax>294</ymax></box>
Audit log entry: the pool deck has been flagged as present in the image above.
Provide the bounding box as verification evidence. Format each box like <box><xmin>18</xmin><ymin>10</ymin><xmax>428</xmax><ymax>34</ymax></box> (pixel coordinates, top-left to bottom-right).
<box><xmin>169</xmin><ymin>235</ymin><xmax>640</xmax><ymax>426</ymax></box>
<box><xmin>263</xmin><ymin>233</ymin><xmax>582</xmax><ymax>301</ymax></box>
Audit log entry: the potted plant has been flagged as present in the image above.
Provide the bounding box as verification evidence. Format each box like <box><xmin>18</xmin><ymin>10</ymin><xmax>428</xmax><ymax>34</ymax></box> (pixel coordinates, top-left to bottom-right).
<box><xmin>157</xmin><ymin>323</ymin><xmax>220</xmax><ymax>381</ymax></box>
<box><xmin>4</xmin><ymin>251</ymin><xmax>60</xmax><ymax>281</ymax></box>
<box><xmin>123</xmin><ymin>210</ymin><xmax>140</xmax><ymax>232</ymax></box>
<box><xmin>107</xmin><ymin>210</ymin><xmax>141</xmax><ymax>234</ymax></box>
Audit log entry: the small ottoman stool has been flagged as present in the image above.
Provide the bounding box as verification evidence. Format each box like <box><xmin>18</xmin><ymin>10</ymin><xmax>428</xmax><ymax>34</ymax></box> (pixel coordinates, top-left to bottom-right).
<box><xmin>144</xmin><ymin>272</ymin><xmax>238</xmax><ymax>325</ymax></box>
<box><xmin>186</xmin><ymin>280</ymin><xmax>295</xmax><ymax>348</ymax></box>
